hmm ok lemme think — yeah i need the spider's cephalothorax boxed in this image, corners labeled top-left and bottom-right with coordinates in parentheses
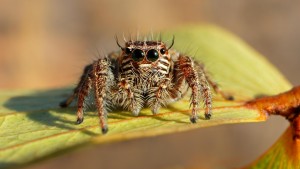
top-left (60, 36), bottom-right (232, 134)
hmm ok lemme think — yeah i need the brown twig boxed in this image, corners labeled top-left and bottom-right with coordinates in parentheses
top-left (245, 86), bottom-right (300, 140)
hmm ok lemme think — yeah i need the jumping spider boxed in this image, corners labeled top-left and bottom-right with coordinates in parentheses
top-left (60, 36), bottom-right (232, 134)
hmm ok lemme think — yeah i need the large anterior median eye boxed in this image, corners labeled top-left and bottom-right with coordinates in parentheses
top-left (132, 49), bottom-right (145, 62)
top-left (146, 49), bottom-right (159, 62)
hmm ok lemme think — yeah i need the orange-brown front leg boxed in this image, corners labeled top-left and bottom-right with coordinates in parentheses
top-left (92, 59), bottom-right (111, 134)
top-left (177, 55), bottom-right (212, 122)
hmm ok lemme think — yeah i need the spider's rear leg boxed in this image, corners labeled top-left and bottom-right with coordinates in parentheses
top-left (59, 64), bottom-right (93, 124)
top-left (75, 76), bottom-right (92, 124)
top-left (177, 55), bottom-right (212, 122)
top-left (60, 64), bottom-right (93, 108)
top-left (195, 62), bottom-right (234, 101)
top-left (207, 78), bottom-right (234, 100)
top-left (59, 96), bottom-right (74, 108)
top-left (197, 68), bottom-right (212, 120)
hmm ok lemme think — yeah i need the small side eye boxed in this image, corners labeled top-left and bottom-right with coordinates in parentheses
top-left (125, 48), bottom-right (131, 54)
top-left (160, 48), bottom-right (166, 54)
top-left (132, 49), bottom-right (145, 62)
top-left (147, 49), bottom-right (159, 62)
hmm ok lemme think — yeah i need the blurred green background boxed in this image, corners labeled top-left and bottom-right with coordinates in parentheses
top-left (0, 0), bottom-right (298, 168)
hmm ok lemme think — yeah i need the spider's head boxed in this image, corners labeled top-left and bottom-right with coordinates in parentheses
top-left (116, 36), bottom-right (174, 72)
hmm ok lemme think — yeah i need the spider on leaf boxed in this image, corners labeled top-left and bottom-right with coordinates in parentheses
top-left (60, 35), bottom-right (233, 134)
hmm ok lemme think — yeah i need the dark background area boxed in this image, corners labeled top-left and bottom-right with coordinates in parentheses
top-left (0, 0), bottom-right (298, 168)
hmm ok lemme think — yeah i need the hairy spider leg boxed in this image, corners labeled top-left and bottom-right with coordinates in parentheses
top-left (59, 64), bottom-right (93, 108)
top-left (76, 76), bottom-right (92, 124)
top-left (177, 55), bottom-right (212, 122)
top-left (195, 62), bottom-right (234, 101)
top-left (92, 59), bottom-right (112, 134)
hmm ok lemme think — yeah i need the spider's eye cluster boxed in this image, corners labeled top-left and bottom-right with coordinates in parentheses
top-left (132, 49), bottom-right (145, 62)
top-left (129, 47), bottom-right (167, 62)
top-left (146, 49), bottom-right (159, 62)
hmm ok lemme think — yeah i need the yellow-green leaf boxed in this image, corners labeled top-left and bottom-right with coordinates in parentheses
top-left (0, 25), bottom-right (291, 168)
top-left (247, 126), bottom-right (300, 169)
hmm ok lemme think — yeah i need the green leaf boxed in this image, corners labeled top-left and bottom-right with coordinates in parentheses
top-left (247, 126), bottom-right (300, 169)
top-left (0, 25), bottom-right (291, 168)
